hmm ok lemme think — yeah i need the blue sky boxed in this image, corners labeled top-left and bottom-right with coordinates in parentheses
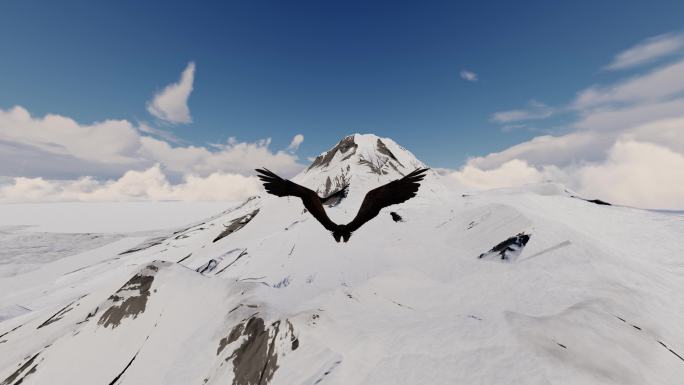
top-left (1, 1), bottom-right (684, 208)
top-left (2, 0), bottom-right (683, 166)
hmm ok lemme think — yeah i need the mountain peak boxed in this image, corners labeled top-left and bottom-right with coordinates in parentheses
top-left (295, 133), bottom-right (427, 198)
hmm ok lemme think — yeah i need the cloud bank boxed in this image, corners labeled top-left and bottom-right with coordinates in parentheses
top-left (454, 33), bottom-right (684, 210)
top-left (0, 165), bottom-right (262, 203)
top-left (0, 103), bottom-right (306, 201)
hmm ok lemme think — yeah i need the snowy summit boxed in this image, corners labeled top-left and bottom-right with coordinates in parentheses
top-left (1, 134), bottom-right (683, 385)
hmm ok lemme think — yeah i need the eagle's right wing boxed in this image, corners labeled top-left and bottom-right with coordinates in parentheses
top-left (345, 168), bottom-right (428, 233)
top-left (255, 168), bottom-right (339, 232)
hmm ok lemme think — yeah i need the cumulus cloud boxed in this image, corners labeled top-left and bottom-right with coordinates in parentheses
top-left (147, 62), bottom-right (195, 124)
top-left (575, 141), bottom-right (684, 209)
top-left (0, 106), bottom-right (141, 165)
top-left (287, 134), bottom-right (304, 151)
top-left (460, 69), bottom-right (478, 82)
top-left (605, 32), bottom-right (684, 71)
top-left (448, 159), bottom-right (546, 190)
top-left (0, 165), bottom-right (263, 203)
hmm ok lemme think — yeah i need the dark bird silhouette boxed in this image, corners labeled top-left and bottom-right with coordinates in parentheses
top-left (255, 168), bottom-right (428, 242)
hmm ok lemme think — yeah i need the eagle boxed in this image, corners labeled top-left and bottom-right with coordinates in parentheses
top-left (255, 168), bottom-right (429, 242)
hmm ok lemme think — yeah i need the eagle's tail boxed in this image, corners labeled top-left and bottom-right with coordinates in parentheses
top-left (332, 226), bottom-right (351, 243)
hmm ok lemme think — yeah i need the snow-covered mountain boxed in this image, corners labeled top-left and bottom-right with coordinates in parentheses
top-left (1, 133), bottom-right (684, 385)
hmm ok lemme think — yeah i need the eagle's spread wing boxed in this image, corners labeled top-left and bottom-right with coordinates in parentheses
top-left (345, 168), bottom-right (428, 234)
top-left (255, 168), bottom-right (339, 232)
top-left (320, 184), bottom-right (349, 205)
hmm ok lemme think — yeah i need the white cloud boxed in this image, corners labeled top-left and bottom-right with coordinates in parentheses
top-left (575, 140), bottom-right (684, 209)
top-left (139, 136), bottom-right (303, 176)
top-left (449, 114), bottom-right (684, 209)
top-left (462, 32), bottom-right (684, 210)
top-left (287, 134), bottom-right (304, 151)
top-left (447, 159), bottom-right (546, 190)
top-left (0, 59), bottom-right (309, 202)
top-left (460, 69), bottom-right (478, 82)
top-left (605, 32), bottom-right (684, 71)
top-left (574, 58), bottom-right (684, 108)
top-left (147, 62), bottom-right (195, 124)
top-left (0, 106), bottom-right (141, 165)
top-left (491, 100), bottom-right (554, 123)
top-left (137, 122), bottom-right (182, 144)
top-left (0, 105), bottom-right (304, 180)
top-left (0, 165), bottom-right (263, 203)
top-left (445, 139), bottom-right (684, 210)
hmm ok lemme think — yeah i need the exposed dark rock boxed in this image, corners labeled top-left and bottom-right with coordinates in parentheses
top-left (320, 183), bottom-right (349, 207)
top-left (177, 253), bottom-right (192, 263)
top-left (108, 351), bottom-right (139, 385)
top-left (213, 210), bottom-right (260, 243)
top-left (586, 198), bottom-right (611, 206)
top-left (174, 227), bottom-right (206, 240)
top-left (390, 212), bottom-right (403, 222)
top-left (98, 264), bottom-right (160, 329)
top-left (570, 195), bottom-right (612, 206)
top-left (218, 323), bottom-right (244, 355)
top-left (288, 321), bottom-right (299, 351)
top-left (658, 341), bottom-right (684, 362)
top-left (1, 352), bottom-right (40, 385)
top-left (358, 155), bottom-right (389, 175)
top-left (119, 236), bottom-right (167, 255)
top-left (284, 220), bottom-right (303, 231)
top-left (317, 168), bottom-right (351, 205)
top-left (313, 361), bottom-right (342, 385)
top-left (272, 276), bottom-right (291, 288)
top-left (376, 139), bottom-right (404, 168)
top-left (223, 317), bottom-right (281, 385)
top-left (0, 324), bottom-right (23, 340)
top-left (478, 233), bottom-right (531, 261)
top-left (387, 161), bottom-right (404, 176)
top-left (76, 307), bottom-right (99, 325)
top-left (37, 297), bottom-right (83, 329)
top-left (196, 259), bottom-right (218, 274)
top-left (307, 136), bottom-right (358, 170)
top-left (215, 250), bottom-right (248, 275)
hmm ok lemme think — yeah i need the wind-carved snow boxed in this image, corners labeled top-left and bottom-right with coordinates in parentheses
top-left (1, 133), bottom-right (683, 385)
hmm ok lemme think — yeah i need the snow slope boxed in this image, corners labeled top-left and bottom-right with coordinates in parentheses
top-left (0, 201), bottom-right (235, 233)
top-left (1, 134), bottom-right (683, 385)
